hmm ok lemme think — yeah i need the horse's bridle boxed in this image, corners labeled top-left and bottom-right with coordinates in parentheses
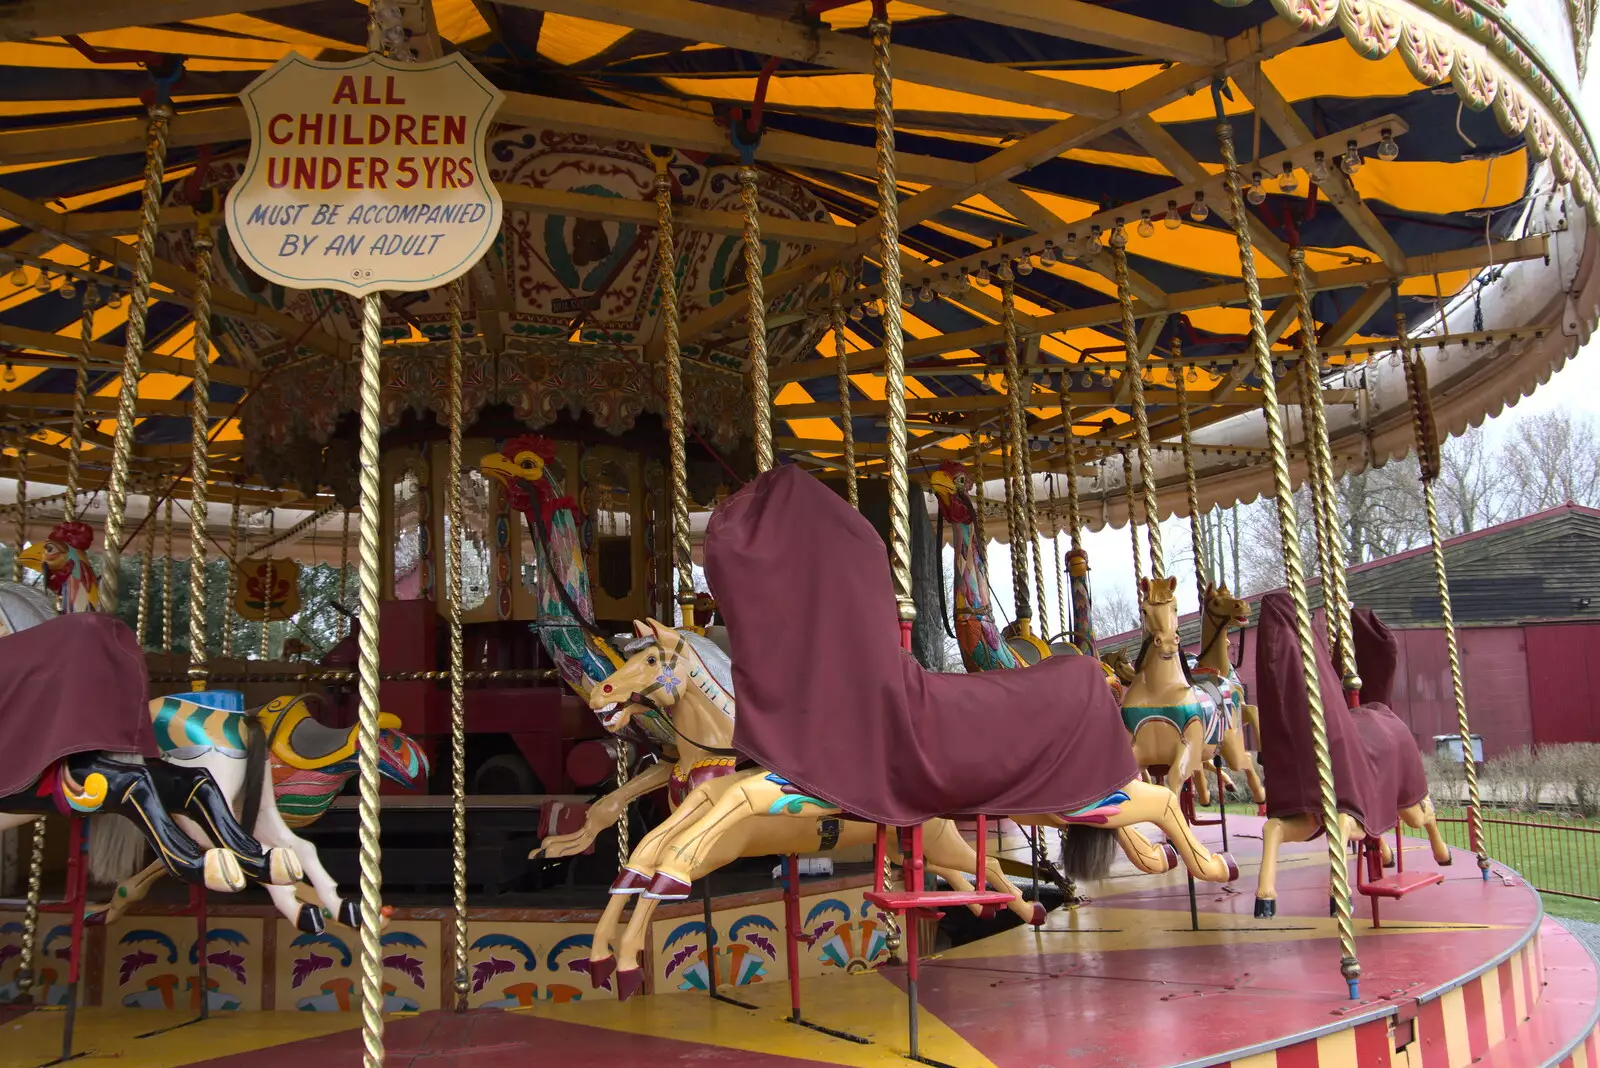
top-left (611, 641), bottom-right (740, 758)
top-left (1196, 602), bottom-right (1243, 670)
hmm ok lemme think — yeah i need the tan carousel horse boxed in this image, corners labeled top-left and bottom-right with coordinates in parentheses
top-left (1188, 583), bottom-right (1265, 806)
top-left (1120, 576), bottom-right (1221, 795)
top-left (570, 618), bottom-right (1238, 999)
top-left (1251, 592), bottom-right (1452, 918)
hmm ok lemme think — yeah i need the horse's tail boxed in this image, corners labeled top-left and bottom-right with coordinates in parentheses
top-left (1058, 825), bottom-right (1118, 882)
top-left (88, 813), bottom-right (148, 885)
top-left (239, 713), bottom-right (270, 835)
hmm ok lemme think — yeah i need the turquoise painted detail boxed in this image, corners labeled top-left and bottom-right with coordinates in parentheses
top-left (769, 793), bottom-right (833, 816)
top-left (1121, 702), bottom-right (1207, 735)
top-left (1065, 790), bottom-right (1130, 817)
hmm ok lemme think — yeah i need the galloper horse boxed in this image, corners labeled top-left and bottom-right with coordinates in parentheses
top-left (0, 608), bottom-right (261, 896)
top-left (90, 694), bottom-right (429, 933)
top-left (1121, 576), bottom-right (1224, 796)
top-left (1188, 583), bottom-right (1265, 806)
top-left (1251, 592), bottom-right (1451, 918)
top-left (16, 520), bottom-right (99, 613)
top-left (573, 467), bottom-right (1237, 1000)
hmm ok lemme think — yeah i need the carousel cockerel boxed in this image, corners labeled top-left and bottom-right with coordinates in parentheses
top-left (17, 520), bottom-right (100, 614)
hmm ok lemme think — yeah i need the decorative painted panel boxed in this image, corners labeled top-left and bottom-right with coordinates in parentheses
top-left (464, 921), bottom-right (615, 1008)
top-left (273, 920), bottom-right (441, 1014)
top-left (104, 916), bottom-right (266, 1013)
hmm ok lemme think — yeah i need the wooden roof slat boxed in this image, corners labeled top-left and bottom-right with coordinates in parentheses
top-left (923, 0), bottom-right (1225, 67)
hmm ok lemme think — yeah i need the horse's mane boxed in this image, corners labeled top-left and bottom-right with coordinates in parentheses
top-left (623, 629), bottom-right (736, 708)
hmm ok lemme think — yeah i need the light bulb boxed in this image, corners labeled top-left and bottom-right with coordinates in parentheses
top-left (900, 284), bottom-right (913, 307)
top-left (1189, 192), bottom-right (1209, 222)
top-left (34, 271), bottom-right (51, 293)
top-left (1039, 239), bottom-right (1058, 265)
top-left (1077, 371), bottom-right (1094, 390)
top-left (996, 258), bottom-right (1014, 282)
top-left (1278, 161), bottom-right (1298, 193)
top-left (381, 23), bottom-right (407, 50)
top-left (1246, 171), bottom-right (1266, 205)
top-left (372, 0), bottom-right (403, 24)
top-left (1164, 200), bottom-right (1181, 229)
top-left (1062, 233), bottom-right (1078, 260)
top-left (1015, 248), bottom-right (1034, 275)
top-left (8, 264), bottom-right (25, 287)
top-left (1310, 150), bottom-right (1330, 183)
top-left (1108, 221), bottom-right (1128, 248)
top-left (108, 290), bottom-right (124, 309)
top-left (59, 277), bottom-right (76, 299)
top-left (849, 301), bottom-right (864, 321)
top-left (953, 271), bottom-right (971, 293)
top-left (2, 361), bottom-right (14, 384)
top-left (1377, 128), bottom-right (1399, 161)
top-left (866, 299), bottom-right (882, 317)
top-left (934, 273), bottom-right (952, 296)
top-left (1137, 210), bottom-right (1154, 239)
top-left (1186, 366), bottom-right (1199, 383)
top-left (1342, 140), bottom-right (1362, 174)
top-left (974, 261), bottom-right (991, 285)
top-left (1087, 224), bottom-right (1104, 255)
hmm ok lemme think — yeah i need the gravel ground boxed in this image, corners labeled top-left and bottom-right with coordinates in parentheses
top-left (1559, 916), bottom-right (1600, 962)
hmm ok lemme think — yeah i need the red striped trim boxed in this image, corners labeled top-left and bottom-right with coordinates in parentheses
top-left (1276, 1037), bottom-right (1320, 1068)
top-left (1463, 972), bottom-right (1491, 1059)
top-left (1353, 1017), bottom-right (1392, 1068)
top-left (1498, 960), bottom-right (1519, 1037)
top-left (1584, 1026), bottom-right (1598, 1068)
top-left (1521, 945), bottom-right (1537, 1018)
top-left (1420, 997), bottom-right (1450, 1068)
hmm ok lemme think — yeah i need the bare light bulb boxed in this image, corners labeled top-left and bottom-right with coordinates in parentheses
top-left (866, 299), bottom-right (882, 317)
top-left (1342, 140), bottom-right (1363, 174)
top-left (1377, 128), bottom-right (1399, 161)
top-left (1164, 200), bottom-right (1181, 229)
top-left (2, 361), bottom-right (14, 384)
top-left (995, 258), bottom-right (1014, 282)
top-left (1108, 221), bottom-right (1128, 248)
top-left (1278, 162), bottom-right (1298, 193)
top-left (1189, 192), bottom-right (1209, 222)
top-left (1136, 210), bottom-right (1155, 239)
top-left (108, 290), bottom-right (124, 309)
top-left (1039, 239), bottom-right (1058, 265)
top-left (58, 277), bottom-right (77, 299)
top-left (1015, 248), bottom-right (1034, 275)
top-left (1310, 150), bottom-right (1330, 183)
top-left (974, 260), bottom-right (991, 286)
top-left (1246, 171), bottom-right (1267, 205)
top-left (34, 271), bottom-right (51, 293)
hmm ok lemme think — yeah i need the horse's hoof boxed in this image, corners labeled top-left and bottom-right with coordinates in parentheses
top-left (268, 847), bottom-right (303, 885)
top-left (1220, 853), bottom-right (1239, 883)
top-left (1161, 843), bottom-right (1179, 872)
top-left (583, 957), bottom-right (616, 991)
top-left (615, 968), bottom-right (645, 1001)
top-left (339, 898), bottom-right (361, 929)
top-left (609, 868), bottom-right (651, 895)
top-left (84, 908), bottom-right (109, 927)
top-left (204, 849), bottom-right (246, 893)
top-left (1253, 898), bottom-right (1276, 919)
top-left (1029, 902), bottom-right (1047, 927)
top-left (296, 903), bottom-right (326, 935)
top-left (644, 872), bottom-right (691, 900)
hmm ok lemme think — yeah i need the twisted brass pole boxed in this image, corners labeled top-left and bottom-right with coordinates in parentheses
top-left (13, 438), bottom-right (41, 994)
top-left (1216, 103), bottom-right (1359, 995)
top-left (1293, 249), bottom-right (1356, 686)
top-left (1174, 346), bottom-right (1207, 596)
top-left (138, 496), bottom-right (156, 646)
top-left (9, 447), bottom-right (23, 583)
top-left (871, 14), bottom-right (914, 637)
top-left (355, 293), bottom-right (386, 1068)
top-left (187, 228), bottom-right (214, 690)
top-left (1399, 320), bottom-right (1487, 872)
top-left (444, 281), bottom-right (469, 1012)
top-left (652, 153), bottom-right (695, 636)
top-left (222, 481), bottom-right (241, 659)
top-left (162, 495), bottom-right (175, 654)
top-left (832, 268), bottom-right (859, 510)
top-left (338, 508), bottom-right (351, 641)
top-left (259, 513), bottom-right (274, 660)
top-left (1019, 374), bottom-right (1050, 638)
top-left (1111, 237), bottom-right (1162, 579)
top-left (99, 102), bottom-right (172, 615)
top-left (1122, 448), bottom-right (1143, 587)
top-left (64, 261), bottom-right (100, 521)
top-left (739, 166), bottom-right (772, 475)
top-left (1000, 276), bottom-right (1032, 629)
top-left (1060, 371), bottom-right (1093, 652)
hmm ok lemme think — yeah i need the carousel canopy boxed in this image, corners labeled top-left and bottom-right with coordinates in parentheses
top-left (0, 0), bottom-right (1596, 538)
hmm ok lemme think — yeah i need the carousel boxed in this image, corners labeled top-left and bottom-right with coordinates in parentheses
top-left (0, 0), bottom-right (1597, 1065)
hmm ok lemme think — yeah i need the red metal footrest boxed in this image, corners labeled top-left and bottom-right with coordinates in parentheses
top-left (1359, 871), bottom-right (1444, 899)
top-left (865, 889), bottom-right (1016, 915)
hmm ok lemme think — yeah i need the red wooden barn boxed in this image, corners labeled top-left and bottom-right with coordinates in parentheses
top-left (1106, 503), bottom-right (1600, 756)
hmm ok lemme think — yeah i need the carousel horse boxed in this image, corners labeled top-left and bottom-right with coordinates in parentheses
top-left (577, 616), bottom-right (1238, 998)
top-left (1251, 593), bottom-right (1452, 918)
top-left (16, 520), bottom-right (99, 613)
top-left (1188, 583), bottom-right (1265, 805)
top-left (89, 693), bottom-right (429, 933)
top-left (1121, 576), bottom-right (1224, 795)
top-left (0, 611), bottom-right (252, 896)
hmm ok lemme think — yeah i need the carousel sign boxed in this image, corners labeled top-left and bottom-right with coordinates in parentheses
top-left (226, 52), bottom-right (504, 297)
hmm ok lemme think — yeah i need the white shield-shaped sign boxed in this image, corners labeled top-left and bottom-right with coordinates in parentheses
top-left (227, 52), bottom-right (503, 297)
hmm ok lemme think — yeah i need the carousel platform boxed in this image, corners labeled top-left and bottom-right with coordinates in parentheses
top-left (4, 818), bottom-right (1596, 1068)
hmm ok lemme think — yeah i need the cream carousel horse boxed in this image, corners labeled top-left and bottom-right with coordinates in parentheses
top-left (572, 619), bottom-right (1238, 999)
top-left (1188, 583), bottom-right (1265, 806)
top-left (1121, 576), bottom-right (1222, 795)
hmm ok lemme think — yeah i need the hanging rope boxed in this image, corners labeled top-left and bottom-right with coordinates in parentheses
top-left (222, 478), bottom-right (241, 659)
top-left (1174, 340), bottom-right (1207, 597)
top-left (1293, 248), bottom-right (1355, 684)
top-left (443, 280), bottom-right (469, 1013)
top-left (831, 267), bottom-right (859, 510)
top-left (98, 78), bottom-right (178, 615)
top-left (187, 227), bottom-right (214, 690)
top-left (1122, 448), bottom-right (1143, 588)
top-left (1110, 234), bottom-right (1162, 579)
top-left (64, 262), bottom-right (99, 521)
top-left (1214, 80), bottom-right (1359, 997)
top-left (1399, 316), bottom-right (1488, 875)
top-left (1000, 276), bottom-right (1032, 630)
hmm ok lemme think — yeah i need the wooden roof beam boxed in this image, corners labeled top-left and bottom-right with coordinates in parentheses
top-left (0, 392), bottom-right (239, 418)
top-left (493, 0), bottom-right (1120, 119)
top-left (0, 0), bottom-right (309, 40)
top-left (1207, 298), bottom-right (1300, 400)
top-left (0, 324), bottom-right (252, 387)
top-left (0, 107), bottom-right (250, 167)
top-left (497, 184), bottom-right (855, 245)
top-left (922, 0), bottom-right (1224, 67)
top-left (1232, 63), bottom-right (1407, 273)
top-left (1321, 283), bottom-right (1391, 347)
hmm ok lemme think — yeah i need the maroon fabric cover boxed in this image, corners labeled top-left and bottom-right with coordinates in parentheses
top-left (705, 465), bottom-right (1137, 826)
top-left (1350, 607), bottom-right (1399, 707)
top-left (0, 613), bottom-right (157, 798)
top-left (1254, 592), bottom-right (1389, 832)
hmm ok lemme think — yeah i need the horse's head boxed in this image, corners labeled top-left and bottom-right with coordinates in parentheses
top-left (929, 461), bottom-right (976, 525)
top-left (1203, 582), bottom-right (1249, 629)
top-left (1137, 575), bottom-right (1181, 661)
top-left (375, 714), bottom-right (431, 788)
top-left (480, 435), bottom-right (561, 520)
top-left (588, 619), bottom-right (695, 735)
